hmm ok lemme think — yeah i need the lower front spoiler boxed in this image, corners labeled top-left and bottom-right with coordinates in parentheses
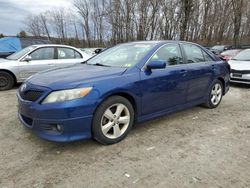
top-left (230, 78), bottom-right (250, 85)
top-left (18, 113), bottom-right (93, 142)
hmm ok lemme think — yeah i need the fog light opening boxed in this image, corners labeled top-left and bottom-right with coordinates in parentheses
top-left (56, 124), bottom-right (63, 132)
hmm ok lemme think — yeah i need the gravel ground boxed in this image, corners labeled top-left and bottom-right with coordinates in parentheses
top-left (0, 84), bottom-right (250, 188)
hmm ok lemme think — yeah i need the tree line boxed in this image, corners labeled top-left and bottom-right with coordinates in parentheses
top-left (23, 0), bottom-right (250, 48)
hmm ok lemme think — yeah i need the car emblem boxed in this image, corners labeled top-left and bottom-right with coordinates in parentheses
top-left (20, 84), bottom-right (27, 92)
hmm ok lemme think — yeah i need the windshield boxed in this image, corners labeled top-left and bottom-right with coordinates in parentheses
top-left (232, 49), bottom-right (250, 61)
top-left (86, 43), bottom-right (156, 68)
top-left (80, 48), bottom-right (94, 55)
top-left (6, 46), bottom-right (36, 60)
top-left (221, 50), bottom-right (240, 56)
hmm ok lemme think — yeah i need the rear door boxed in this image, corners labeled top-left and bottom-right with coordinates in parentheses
top-left (180, 43), bottom-right (214, 102)
top-left (18, 47), bottom-right (56, 80)
top-left (55, 47), bottom-right (84, 67)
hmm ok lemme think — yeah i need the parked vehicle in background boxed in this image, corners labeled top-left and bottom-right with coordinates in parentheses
top-left (0, 37), bottom-right (51, 58)
top-left (80, 48), bottom-right (105, 57)
top-left (0, 44), bottom-right (91, 90)
top-left (210, 45), bottom-right (233, 55)
top-left (17, 41), bottom-right (230, 144)
top-left (228, 49), bottom-right (250, 84)
top-left (219, 49), bottom-right (241, 61)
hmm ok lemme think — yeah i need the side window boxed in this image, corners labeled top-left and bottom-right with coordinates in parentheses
top-left (182, 44), bottom-right (211, 63)
top-left (150, 44), bottom-right (183, 66)
top-left (29, 48), bottom-right (54, 60)
top-left (75, 50), bottom-right (82, 58)
top-left (202, 51), bottom-right (213, 61)
top-left (57, 48), bottom-right (82, 59)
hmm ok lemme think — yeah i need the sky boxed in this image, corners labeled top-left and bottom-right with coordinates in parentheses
top-left (0, 0), bottom-right (73, 35)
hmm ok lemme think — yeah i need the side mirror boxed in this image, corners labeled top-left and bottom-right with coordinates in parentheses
top-left (23, 55), bottom-right (32, 62)
top-left (94, 49), bottom-right (102, 54)
top-left (147, 60), bottom-right (167, 70)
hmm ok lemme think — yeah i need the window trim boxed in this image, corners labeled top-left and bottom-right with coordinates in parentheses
top-left (55, 47), bottom-right (83, 60)
top-left (141, 43), bottom-right (184, 71)
top-left (22, 46), bottom-right (56, 61)
top-left (180, 43), bottom-right (214, 64)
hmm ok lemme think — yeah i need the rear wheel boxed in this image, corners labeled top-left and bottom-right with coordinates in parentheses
top-left (0, 71), bottom-right (14, 91)
top-left (92, 96), bottom-right (134, 145)
top-left (204, 80), bottom-right (223, 108)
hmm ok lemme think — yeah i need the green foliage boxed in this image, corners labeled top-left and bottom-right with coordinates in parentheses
top-left (0, 33), bottom-right (4, 38)
top-left (18, 31), bottom-right (27, 38)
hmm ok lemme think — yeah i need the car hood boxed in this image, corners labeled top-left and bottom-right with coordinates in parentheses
top-left (27, 64), bottom-right (127, 90)
top-left (0, 58), bottom-right (15, 63)
top-left (228, 60), bottom-right (250, 70)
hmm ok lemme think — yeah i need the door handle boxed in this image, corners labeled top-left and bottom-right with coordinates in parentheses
top-left (211, 65), bottom-right (215, 70)
top-left (180, 69), bottom-right (187, 76)
top-left (48, 63), bottom-right (54, 66)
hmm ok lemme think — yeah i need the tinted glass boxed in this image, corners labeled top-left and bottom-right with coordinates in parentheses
top-left (6, 46), bottom-right (36, 60)
top-left (202, 51), bottom-right (213, 61)
top-left (232, 49), bottom-right (250, 61)
top-left (87, 43), bottom-right (156, 67)
top-left (58, 48), bottom-right (82, 59)
top-left (149, 44), bottom-right (183, 66)
top-left (183, 44), bottom-right (207, 63)
top-left (30, 47), bottom-right (54, 60)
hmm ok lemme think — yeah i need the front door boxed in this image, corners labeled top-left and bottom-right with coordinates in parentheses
top-left (139, 43), bottom-right (189, 116)
top-left (18, 47), bottom-right (55, 80)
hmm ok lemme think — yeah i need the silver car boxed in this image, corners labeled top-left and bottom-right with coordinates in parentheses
top-left (0, 44), bottom-right (91, 90)
top-left (228, 49), bottom-right (250, 84)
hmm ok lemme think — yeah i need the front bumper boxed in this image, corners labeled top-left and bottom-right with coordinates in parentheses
top-left (230, 73), bottom-right (250, 84)
top-left (17, 90), bottom-right (96, 142)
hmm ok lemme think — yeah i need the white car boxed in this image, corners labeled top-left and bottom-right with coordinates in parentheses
top-left (0, 44), bottom-right (91, 90)
top-left (228, 49), bottom-right (250, 84)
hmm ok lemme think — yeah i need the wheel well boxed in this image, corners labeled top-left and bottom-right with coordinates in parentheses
top-left (217, 77), bottom-right (225, 95)
top-left (102, 92), bottom-right (137, 117)
top-left (0, 69), bottom-right (17, 83)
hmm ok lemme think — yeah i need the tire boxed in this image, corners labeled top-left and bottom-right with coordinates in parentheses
top-left (0, 71), bottom-right (15, 91)
top-left (204, 79), bottom-right (223, 108)
top-left (92, 96), bottom-right (134, 145)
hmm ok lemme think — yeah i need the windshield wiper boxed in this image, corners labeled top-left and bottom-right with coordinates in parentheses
top-left (81, 60), bottom-right (87, 64)
top-left (92, 63), bottom-right (111, 67)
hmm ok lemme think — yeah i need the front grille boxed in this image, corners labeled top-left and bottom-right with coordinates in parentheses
top-left (21, 114), bottom-right (33, 126)
top-left (19, 90), bottom-right (43, 102)
top-left (231, 69), bottom-right (250, 74)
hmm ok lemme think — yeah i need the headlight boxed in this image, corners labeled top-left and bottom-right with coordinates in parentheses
top-left (42, 87), bottom-right (92, 104)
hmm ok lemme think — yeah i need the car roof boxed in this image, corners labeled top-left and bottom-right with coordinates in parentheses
top-left (125, 40), bottom-right (203, 46)
top-left (31, 44), bottom-right (80, 49)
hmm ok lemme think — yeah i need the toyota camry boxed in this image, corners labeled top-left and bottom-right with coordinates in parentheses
top-left (17, 41), bottom-right (230, 144)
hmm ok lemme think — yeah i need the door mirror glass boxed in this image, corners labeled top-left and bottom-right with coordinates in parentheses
top-left (147, 60), bottom-right (166, 70)
top-left (23, 55), bottom-right (32, 62)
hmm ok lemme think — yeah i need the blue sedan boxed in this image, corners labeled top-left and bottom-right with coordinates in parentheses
top-left (17, 41), bottom-right (230, 144)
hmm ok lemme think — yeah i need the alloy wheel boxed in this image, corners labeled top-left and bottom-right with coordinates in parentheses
top-left (101, 103), bottom-right (130, 139)
top-left (211, 83), bottom-right (222, 106)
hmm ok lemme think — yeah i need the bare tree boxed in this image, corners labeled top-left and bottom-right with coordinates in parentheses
top-left (231, 0), bottom-right (244, 46)
top-left (23, 0), bottom-right (250, 47)
top-left (25, 14), bottom-right (43, 37)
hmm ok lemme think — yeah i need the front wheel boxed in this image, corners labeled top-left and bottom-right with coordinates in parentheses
top-left (0, 71), bottom-right (15, 91)
top-left (92, 96), bottom-right (134, 145)
top-left (204, 80), bottom-right (223, 108)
